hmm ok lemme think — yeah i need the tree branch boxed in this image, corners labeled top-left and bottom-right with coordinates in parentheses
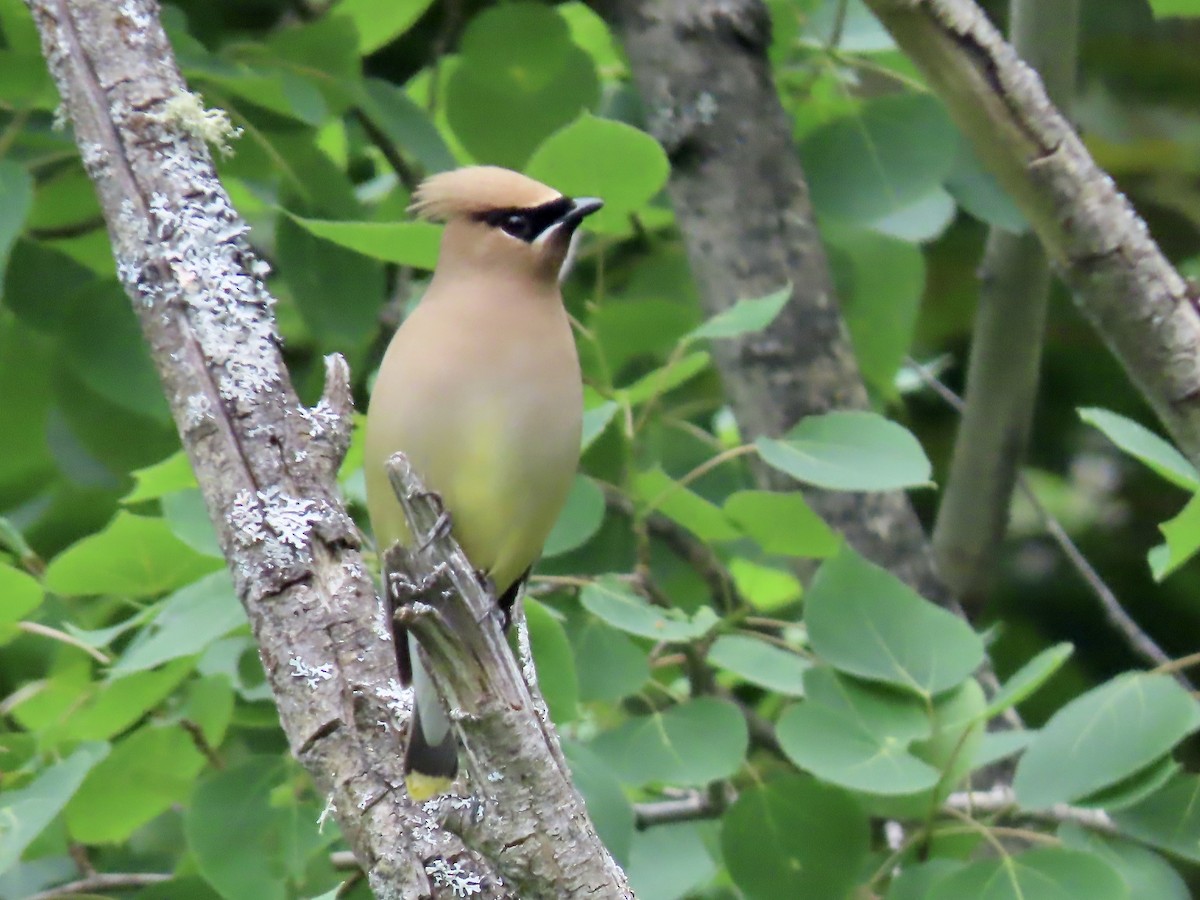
top-left (862, 0), bottom-right (1200, 474)
top-left (599, 0), bottom-right (950, 606)
top-left (27, 872), bottom-right (172, 900)
top-left (932, 0), bottom-right (1077, 610)
top-left (383, 454), bottom-right (633, 899)
top-left (24, 1), bottom-right (509, 895)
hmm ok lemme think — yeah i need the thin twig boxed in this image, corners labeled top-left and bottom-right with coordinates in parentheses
top-left (27, 872), bottom-right (171, 900)
top-left (179, 718), bottom-right (224, 769)
top-left (602, 483), bottom-right (746, 614)
top-left (945, 786), bottom-right (1115, 834)
top-left (633, 792), bottom-right (715, 829)
top-left (907, 358), bottom-right (1193, 691)
top-left (17, 621), bottom-right (110, 664)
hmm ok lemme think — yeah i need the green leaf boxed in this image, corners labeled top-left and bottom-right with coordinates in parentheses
top-left (1013, 673), bottom-right (1200, 808)
top-left (1076, 756), bottom-right (1180, 812)
top-left (525, 598), bottom-right (578, 723)
top-left (869, 187), bottom-right (956, 242)
top-left (281, 212), bottom-right (442, 269)
top-left (543, 475), bottom-right (606, 557)
top-left (803, 666), bottom-right (932, 744)
top-left (0, 562), bottom-right (42, 642)
top-left (334, 0), bottom-right (435, 53)
top-left (0, 742), bottom-right (109, 875)
top-left (1112, 774), bottom-right (1200, 862)
top-left (926, 847), bottom-right (1127, 900)
top-left (562, 740), bottom-right (635, 866)
top-left (526, 113), bottom-right (668, 234)
top-left (112, 571), bottom-right (245, 676)
top-left (804, 548), bottom-right (984, 696)
top-left (617, 350), bottom-right (712, 407)
top-left (568, 613), bottom-right (650, 702)
top-left (628, 822), bottom-right (718, 900)
top-left (777, 701), bottom-right (940, 795)
top-left (581, 576), bottom-right (717, 642)
top-left (756, 410), bottom-right (932, 491)
top-left (445, 4), bottom-right (598, 169)
top-left (66, 724), bottom-right (205, 843)
top-left (827, 228), bottom-right (925, 395)
top-left (707, 634), bottom-right (809, 696)
top-left (633, 467), bottom-right (740, 543)
top-left (728, 559), bottom-right (803, 611)
top-left (186, 758), bottom-right (290, 900)
top-left (723, 490), bottom-right (839, 557)
top-left (359, 78), bottom-right (456, 174)
top-left (59, 280), bottom-right (169, 421)
top-left (945, 137), bottom-right (1027, 232)
top-left (973, 729), bottom-right (1036, 771)
top-left (685, 284), bottom-right (791, 342)
top-left (1079, 407), bottom-right (1199, 490)
top-left (44, 512), bottom-right (222, 597)
top-left (800, 93), bottom-right (959, 225)
top-left (985, 643), bottom-right (1073, 718)
top-left (123, 451), bottom-right (198, 504)
top-left (1148, 0), bottom-right (1200, 17)
top-left (589, 698), bottom-right (748, 786)
top-left (1157, 493), bottom-right (1200, 579)
top-left (62, 658), bottom-right (195, 742)
top-left (1059, 823), bottom-right (1190, 900)
top-left (276, 207), bottom-right (386, 347)
top-left (886, 860), bottom-right (967, 900)
top-left (581, 399), bottom-right (619, 451)
top-left (162, 489), bottom-right (222, 558)
top-left (0, 160), bottom-right (33, 290)
top-left (721, 775), bottom-right (868, 900)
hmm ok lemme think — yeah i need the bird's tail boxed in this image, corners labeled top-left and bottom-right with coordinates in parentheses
top-left (404, 634), bottom-right (458, 801)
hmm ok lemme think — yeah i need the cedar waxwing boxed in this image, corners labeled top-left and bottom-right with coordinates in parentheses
top-left (364, 166), bottom-right (602, 800)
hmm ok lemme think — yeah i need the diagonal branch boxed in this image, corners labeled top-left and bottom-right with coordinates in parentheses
top-left (24, 0), bottom-right (508, 896)
top-left (862, 0), bottom-right (1200, 473)
top-left (383, 454), bottom-right (632, 899)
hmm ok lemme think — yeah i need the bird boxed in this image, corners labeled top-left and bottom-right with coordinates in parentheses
top-left (364, 166), bottom-right (602, 801)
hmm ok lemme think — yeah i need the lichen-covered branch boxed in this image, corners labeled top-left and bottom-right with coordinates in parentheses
top-left (863, 0), bottom-right (1200, 473)
top-left (383, 455), bottom-right (633, 900)
top-left (24, 1), bottom-right (507, 896)
top-left (932, 0), bottom-right (1079, 609)
top-left (599, 0), bottom-right (949, 605)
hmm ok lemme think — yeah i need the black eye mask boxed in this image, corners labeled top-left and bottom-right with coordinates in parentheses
top-left (476, 197), bottom-right (575, 243)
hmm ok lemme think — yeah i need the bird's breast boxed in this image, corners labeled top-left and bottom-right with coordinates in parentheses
top-left (364, 292), bottom-right (582, 593)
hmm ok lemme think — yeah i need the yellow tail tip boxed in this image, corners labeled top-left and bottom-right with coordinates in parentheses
top-left (406, 772), bottom-right (453, 802)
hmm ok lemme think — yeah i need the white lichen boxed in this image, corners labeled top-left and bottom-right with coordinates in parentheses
top-left (424, 858), bottom-right (483, 897)
top-left (289, 656), bottom-right (334, 689)
top-left (258, 485), bottom-right (320, 550)
top-left (299, 399), bottom-right (341, 437)
top-left (317, 794), bottom-right (337, 833)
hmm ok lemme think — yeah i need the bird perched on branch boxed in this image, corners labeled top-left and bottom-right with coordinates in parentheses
top-left (364, 166), bottom-right (602, 801)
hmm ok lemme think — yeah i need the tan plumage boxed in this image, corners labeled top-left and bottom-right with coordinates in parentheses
top-left (364, 166), bottom-right (601, 800)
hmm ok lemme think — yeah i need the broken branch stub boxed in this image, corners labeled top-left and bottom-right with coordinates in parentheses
top-left (382, 453), bottom-right (634, 900)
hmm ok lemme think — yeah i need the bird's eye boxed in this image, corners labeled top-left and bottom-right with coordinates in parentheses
top-left (499, 213), bottom-right (533, 241)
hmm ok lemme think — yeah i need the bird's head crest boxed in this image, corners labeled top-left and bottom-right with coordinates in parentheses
top-left (410, 166), bottom-right (564, 222)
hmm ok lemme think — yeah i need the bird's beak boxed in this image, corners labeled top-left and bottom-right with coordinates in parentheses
top-left (560, 197), bottom-right (604, 228)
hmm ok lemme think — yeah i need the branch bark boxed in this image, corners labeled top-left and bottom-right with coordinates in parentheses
top-left (932, 0), bottom-right (1080, 609)
top-left (24, 1), bottom-right (594, 896)
top-left (384, 456), bottom-right (632, 899)
top-left (598, 0), bottom-right (950, 605)
top-left (862, 0), bottom-right (1200, 473)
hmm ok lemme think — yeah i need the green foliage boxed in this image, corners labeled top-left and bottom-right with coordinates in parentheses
top-left (6, 0), bottom-right (1200, 897)
top-left (756, 410), bottom-right (933, 491)
top-left (1015, 674), bottom-right (1200, 808)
